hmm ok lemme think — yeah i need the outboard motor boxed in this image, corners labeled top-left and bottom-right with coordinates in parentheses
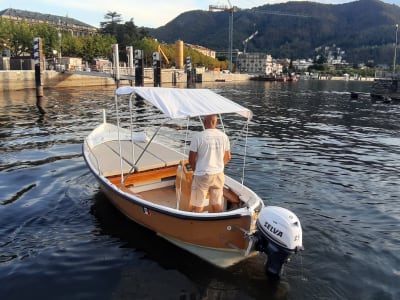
top-left (253, 206), bottom-right (303, 279)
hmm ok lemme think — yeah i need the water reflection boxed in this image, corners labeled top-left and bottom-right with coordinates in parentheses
top-left (0, 81), bottom-right (399, 300)
top-left (91, 190), bottom-right (291, 299)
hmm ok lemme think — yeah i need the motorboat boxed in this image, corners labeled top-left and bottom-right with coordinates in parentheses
top-left (83, 86), bottom-right (303, 279)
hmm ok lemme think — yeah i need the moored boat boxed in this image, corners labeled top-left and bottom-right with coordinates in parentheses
top-left (250, 74), bottom-right (299, 82)
top-left (83, 86), bottom-right (303, 279)
top-left (370, 78), bottom-right (400, 101)
top-left (249, 73), bottom-right (277, 81)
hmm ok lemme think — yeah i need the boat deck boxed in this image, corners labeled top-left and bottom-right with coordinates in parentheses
top-left (89, 140), bottom-right (186, 177)
top-left (138, 185), bottom-right (177, 209)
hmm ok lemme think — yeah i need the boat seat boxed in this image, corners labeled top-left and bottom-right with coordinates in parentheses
top-left (175, 160), bottom-right (193, 211)
top-left (176, 160), bottom-right (235, 212)
top-left (90, 142), bottom-right (133, 176)
top-left (109, 140), bottom-right (186, 171)
top-left (175, 160), bottom-right (212, 211)
top-left (223, 186), bottom-right (241, 210)
top-left (105, 140), bottom-right (166, 171)
top-left (135, 142), bottom-right (186, 167)
top-left (223, 186), bottom-right (240, 204)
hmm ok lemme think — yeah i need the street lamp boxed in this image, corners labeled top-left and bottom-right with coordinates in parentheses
top-left (393, 24), bottom-right (398, 75)
top-left (58, 32), bottom-right (62, 60)
top-left (58, 18), bottom-right (62, 62)
top-left (52, 49), bottom-right (58, 70)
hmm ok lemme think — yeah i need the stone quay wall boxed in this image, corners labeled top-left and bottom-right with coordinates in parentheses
top-left (0, 69), bottom-right (368, 92)
top-left (0, 69), bottom-right (253, 91)
top-left (0, 70), bottom-right (115, 91)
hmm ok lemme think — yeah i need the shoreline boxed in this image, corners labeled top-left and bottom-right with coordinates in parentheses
top-left (0, 70), bottom-right (374, 92)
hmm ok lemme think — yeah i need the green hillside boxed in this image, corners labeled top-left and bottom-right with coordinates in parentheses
top-left (150, 0), bottom-right (400, 64)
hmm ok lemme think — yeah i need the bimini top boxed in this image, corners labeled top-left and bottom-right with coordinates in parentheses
top-left (115, 86), bottom-right (253, 120)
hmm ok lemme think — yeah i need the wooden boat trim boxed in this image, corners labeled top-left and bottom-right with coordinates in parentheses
top-left (94, 172), bottom-right (248, 221)
top-left (107, 165), bottom-right (178, 186)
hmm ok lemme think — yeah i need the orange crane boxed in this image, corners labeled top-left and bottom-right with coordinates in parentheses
top-left (157, 45), bottom-right (170, 67)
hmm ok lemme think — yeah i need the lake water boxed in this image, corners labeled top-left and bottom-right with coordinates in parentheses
top-left (0, 80), bottom-right (399, 300)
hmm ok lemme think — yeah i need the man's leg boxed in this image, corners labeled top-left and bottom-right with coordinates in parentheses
top-left (190, 175), bottom-right (208, 212)
top-left (209, 173), bottom-right (224, 213)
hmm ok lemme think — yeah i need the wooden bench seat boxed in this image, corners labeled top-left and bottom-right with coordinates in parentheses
top-left (107, 164), bottom-right (178, 186)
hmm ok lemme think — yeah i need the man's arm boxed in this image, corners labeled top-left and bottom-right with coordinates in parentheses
top-left (189, 150), bottom-right (197, 171)
top-left (224, 150), bottom-right (231, 165)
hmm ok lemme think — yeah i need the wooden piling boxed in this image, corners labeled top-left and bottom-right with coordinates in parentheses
top-left (186, 56), bottom-right (193, 88)
top-left (135, 50), bottom-right (144, 86)
top-left (112, 44), bottom-right (121, 88)
top-left (153, 51), bottom-right (161, 87)
top-left (34, 37), bottom-right (46, 114)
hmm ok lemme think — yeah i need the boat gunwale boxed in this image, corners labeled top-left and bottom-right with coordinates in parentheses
top-left (83, 151), bottom-right (257, 222)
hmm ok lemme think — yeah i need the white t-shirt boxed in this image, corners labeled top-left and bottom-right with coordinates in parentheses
top-left (189, 128), bottom-right (230, 176)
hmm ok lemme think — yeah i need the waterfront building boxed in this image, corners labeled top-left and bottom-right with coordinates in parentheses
top-left (292, 59), bottom-right (314, 71)
top-left (186, 43), bottom-right (216, 59)
top-left (236, 52), bottom-right (282, 75)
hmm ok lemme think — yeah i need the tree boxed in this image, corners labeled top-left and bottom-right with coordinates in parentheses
top-left (1, 17), bottom-right (117, 61)
top-left (0, 14), bottom-right (224, 70)
top-left (76, 35), bottom-right (116, 61)
top-left (132, 37), bottom-right (159, 66)
top-left (0, 19), bottom-right (36, 57)
top-left (31, 23), bottom-right (59, 57)
top-left (0, 19), bottom-right (14, 55)
top-left (115, 19), bottom-right (144, 61)
top-left (100, 11), bottom-right (122, 36)
top-left (60, 33), bottom-right (80, 57)
top-left (99, 13), bottom-right (149, 61)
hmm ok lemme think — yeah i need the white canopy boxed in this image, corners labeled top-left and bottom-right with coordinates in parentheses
top-left (115, 86), bottom-right (253, 120)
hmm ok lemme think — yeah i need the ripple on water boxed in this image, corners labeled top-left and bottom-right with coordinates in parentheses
top-left (0, 83), bottom-right (399, 300)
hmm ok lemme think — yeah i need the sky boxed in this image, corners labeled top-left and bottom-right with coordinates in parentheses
top-left (1, 0), bottom-right (400, 28)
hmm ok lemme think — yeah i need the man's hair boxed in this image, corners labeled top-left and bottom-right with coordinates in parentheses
top-left (203, 114), bottom-right (217, 128)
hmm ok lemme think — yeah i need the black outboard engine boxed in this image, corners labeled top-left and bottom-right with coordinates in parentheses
top-left (253, 206), bottom-right (303, 279)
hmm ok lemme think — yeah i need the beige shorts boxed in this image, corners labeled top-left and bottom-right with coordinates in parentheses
top-left (190, 173), bottom-right (224, 207)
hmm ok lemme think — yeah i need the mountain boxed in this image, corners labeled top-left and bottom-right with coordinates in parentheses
top-left (149, 0), bottom-right (400, 64)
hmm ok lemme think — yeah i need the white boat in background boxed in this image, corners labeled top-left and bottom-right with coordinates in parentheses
top-left (83, 86), bottom-right (303, 279)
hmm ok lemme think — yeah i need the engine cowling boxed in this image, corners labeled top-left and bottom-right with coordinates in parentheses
top-left (254, 206), bottom-right (303, 279)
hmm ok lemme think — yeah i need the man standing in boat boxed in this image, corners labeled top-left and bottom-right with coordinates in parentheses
top-left (188, 114), bottom-right (231, 213)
